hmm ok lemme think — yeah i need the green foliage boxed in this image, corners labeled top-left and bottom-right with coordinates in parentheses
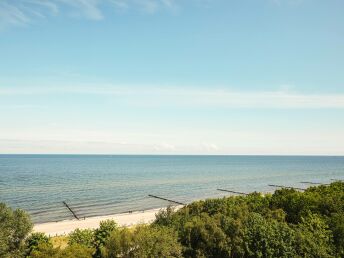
top-left (93, 219), bottom-right (118, 257)
top-left (102, 224), bottom-right (182, 258)
top-left (26, 232), bottom-right (51, 255)
top-left (294, 214), bottom-right (335, 258)
top-left (29, 242), bottom-right (94, 258)
top-left (180, 213), bottom-right (230, 258)
top-left (153, 182), bottom-right (344, 257)
top-left (94, 220), bottom-right (118, 247)
top-left (0, 203), bottom-right (33, 257)
top-left (242, 213), bottom-right (296, 258)
top-left (328, 212), bottom-right (344, 256)
top-left (154, 205), bottom-right (176, 227)
top-left (68, 228), bottom-right (95, 248)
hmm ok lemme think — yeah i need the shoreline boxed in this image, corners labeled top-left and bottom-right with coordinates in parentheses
top-left (33, 206), bottom-right (183, 236)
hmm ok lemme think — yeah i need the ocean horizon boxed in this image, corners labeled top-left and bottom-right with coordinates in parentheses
top-left (1, 154), bottom-right (344, 223)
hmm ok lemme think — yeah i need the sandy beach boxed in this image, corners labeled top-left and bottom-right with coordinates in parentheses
top-left (33, 206), bottom-right (182, 236)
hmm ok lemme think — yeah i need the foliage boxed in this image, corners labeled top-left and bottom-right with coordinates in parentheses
top-left (154, 182), bottom-right (344, 257)
top-left (93, 219), bottom-right (118, 257)
top-left (94, 220), bottom-right (118, 247)
top-left (179, 213), bottom-right (230, 257)
top-left (328, 212), bottom-right (344, 256)
top-left (102, 224), bottom-right (182, 258)
top-left (68, 228), bottom-right (95, 248)
top-left (29, 242), bottom-right (94, 258)
top-left (26, 232), bottom-right (51, 255)
top-left (294, 213), bottom-right (335, 258)
top-left (242, 213), bottom-right (296, 258)
top-left (0, 203), bottom-right (32, 258)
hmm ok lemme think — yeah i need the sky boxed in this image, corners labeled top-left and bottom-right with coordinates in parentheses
top-left (0, 0), bottom-right (343, 155)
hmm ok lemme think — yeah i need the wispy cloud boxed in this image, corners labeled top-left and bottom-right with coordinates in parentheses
top-left (270, 0), bottom-right (305, 6)
top-left (0, 0), bottom-right (178, 29)
top-left (1, 85), bottom-right (344, 109)
top-left (0, 1), bottom-right (31, 28)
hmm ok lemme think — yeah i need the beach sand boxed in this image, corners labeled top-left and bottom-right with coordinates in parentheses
top-left (33, 206), bottom-right (182, 236)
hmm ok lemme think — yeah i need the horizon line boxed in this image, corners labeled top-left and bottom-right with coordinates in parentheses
top-left (1, 153), bottom-right (343, 157)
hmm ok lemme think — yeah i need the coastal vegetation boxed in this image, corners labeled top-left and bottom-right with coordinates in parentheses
top-left (1, 182), bottom-right (344, 257)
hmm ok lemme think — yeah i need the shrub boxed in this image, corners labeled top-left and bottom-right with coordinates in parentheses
top-left (29, 242), bottom-right (93, 258)
top-left (94, 219), bottom-right (118, 257)
top-left (68, 228), bottom-right (95, 248)
top-left (26, 232), bottom-right (51, 255)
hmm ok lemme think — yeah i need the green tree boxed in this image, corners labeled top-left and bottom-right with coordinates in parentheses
top-left (102, 225), bottom-right (182, 258)
top-left (0, 203), bottom-right (33, 258)
top-left (328, 212), bottom-right (344, 256)
top-left (180, 213), bottom-right (230, 258)
top-left (295, 214), bottom-right (335, 258)
top-left (243, 213), bottom-right (296, 258)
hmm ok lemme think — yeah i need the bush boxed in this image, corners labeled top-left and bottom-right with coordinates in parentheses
top-left (94, 219), bottom-right (118, 257)
top-left (29, 242), bottom-right (93, 258)
top-left (68, 228), bottom-right (95, 248)
top-left (26, 232), bottom-right (51, 255)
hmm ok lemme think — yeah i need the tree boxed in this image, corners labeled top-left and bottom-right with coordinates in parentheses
top-left (295, 214), bottom-right (335, 258)
top-left (102, 225), bottom-right (182, 258)
top-left (0, 203), bottom-right (33, 257)
top-left (328, 212), bottom-right (344, 256)
top-left (180, 213), bottom-right (230, 258)
top-left (242, 213), bottom-right (296, 258)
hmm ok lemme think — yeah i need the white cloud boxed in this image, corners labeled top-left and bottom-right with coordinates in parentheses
top-left (0, 2), bottom-right (30, 28)
top-left (0, 0), bottom-right (178, 29)
top-left (270, 0), bottom-right (305, 6)
top-left (59, 0), bottom-right (103, 20)
top-left (1, 129), bottom-right (343, 155)
top-left (1, 85), bottom-right (344, 109)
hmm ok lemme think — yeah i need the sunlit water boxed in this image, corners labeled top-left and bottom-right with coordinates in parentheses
top-left (0, 155), bottom-right (343, 223)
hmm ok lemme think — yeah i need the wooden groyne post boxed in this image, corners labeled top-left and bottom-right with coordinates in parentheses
top-left (148, 195), bottom-right (185, 205)
top-left (300, 181), bottom-right (330, 186)
top-left (63, 201), bottom-right (79, 220)
top-left (268, 184), bottom-right (306, 191)
top-left (217, 189), bottom-right (248, 195)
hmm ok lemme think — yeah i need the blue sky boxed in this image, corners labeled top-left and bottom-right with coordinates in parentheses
top-left (0, 0), bottom-right (343, 154)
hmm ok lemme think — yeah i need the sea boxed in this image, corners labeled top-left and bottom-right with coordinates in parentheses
top-left (0, 155), bottom-right (343, 223)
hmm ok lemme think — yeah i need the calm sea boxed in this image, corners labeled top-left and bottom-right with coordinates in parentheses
top-left (0, 155), bottom-right (343, 223)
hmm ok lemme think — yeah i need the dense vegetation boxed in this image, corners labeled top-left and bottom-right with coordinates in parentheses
top-left (1, 182), bottom-right (344, 257)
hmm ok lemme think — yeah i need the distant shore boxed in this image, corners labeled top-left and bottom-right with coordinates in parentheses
top-left (33, 206), bottom-right (183, 236)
